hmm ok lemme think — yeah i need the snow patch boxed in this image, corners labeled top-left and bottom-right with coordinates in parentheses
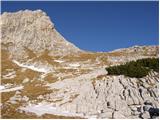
top-left (0, 86), bottom-right (23, 92)
top-left (13, 60), bottom-right (52, 73)
top-left (3, 71), bottom-right (16, 79)
top-left (20, 102), bottom-right (85, 117)
top-left (22, 78), bottom-right (30, 84)
top-left (54, 60), bottom-right (64, 63)
top-left (9, 94), bottom-right (29, 104)
top-left (69, 63), bottom-right (80, 67)
top-left (0, 85), bottom-right (5, 90)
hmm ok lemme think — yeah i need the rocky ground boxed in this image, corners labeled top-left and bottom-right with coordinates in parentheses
top-left (1, 46), bottom-right (159, 119)
top-left (0, 10), bottom-right (159, 119)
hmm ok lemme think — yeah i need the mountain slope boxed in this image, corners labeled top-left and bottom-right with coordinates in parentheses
top-left (1, 10), bottom-right (82, 60)
top-left (0, 10), bottom-right (159, 119)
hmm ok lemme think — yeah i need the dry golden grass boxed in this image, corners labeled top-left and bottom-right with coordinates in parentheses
top-left (1, 50), bottom-right (23, 85)
top-left (1, 68), bottom-right (41, 85)
top-left (1, 50), bottom-right (19, 71)
top-left (58, 68), bottom-right (76, 73)
top-left (96, 74), bottom-right (107, 80)
top-left (62, 52), bottom-right (110, 67)
top-left (44, 73), bottom-right (59, 83)
top-left (22, 69), bottom-right (40, 80)
top-left (34, 49), bottom-right (60, 67)
top-left (63, 52), bottom-right (102, 62)
top-left (21, 80), bottom-right (53, 100)
top-left (108, 51), bottom-right (124, 57)
top-left (98, 57), bottom-right (108, 65)
top-left (77, 69), bottom-right (92, 74)
top-left (1, 103), bottom-right (29, 119)
top-left (1, 91), bottom-right (16, 103)
top-left (24, 47), bottom-right (37, 59)
top-left (70, 94), bottom-right (79, 100)
top-left (58, 68), bottom-right (91, 76)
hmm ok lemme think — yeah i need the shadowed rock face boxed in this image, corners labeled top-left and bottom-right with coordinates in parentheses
top-left (1, 10), bottom-right (82, 60)
top-left (0, 10), bottom-right (159, 119)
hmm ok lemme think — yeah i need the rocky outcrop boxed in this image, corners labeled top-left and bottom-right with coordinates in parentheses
top-left (46, 69), bottom-right (159, 119)
top-left (0, 10), bottom-right (82, 59)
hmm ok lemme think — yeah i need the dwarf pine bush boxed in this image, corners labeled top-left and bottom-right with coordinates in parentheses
top-left (105, 58), bottom-right (159, 78)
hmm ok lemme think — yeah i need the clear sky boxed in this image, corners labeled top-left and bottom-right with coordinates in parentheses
top-left (1, 1), bottom-right (159, 52)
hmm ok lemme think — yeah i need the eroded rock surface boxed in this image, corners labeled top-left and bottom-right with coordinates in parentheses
top-left (47, 69), bottom-right (159, 119)
top-left (1, 10), bottom-right (82, 60)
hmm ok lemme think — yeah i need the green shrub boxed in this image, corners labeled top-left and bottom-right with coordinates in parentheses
top-left (106, 58), bottom-right (159, 78)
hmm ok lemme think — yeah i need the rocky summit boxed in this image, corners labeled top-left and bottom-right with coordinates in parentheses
top-left (0, 10), bottom-right (159, 119)
top-left (1, 9), bottom-right (82, 60)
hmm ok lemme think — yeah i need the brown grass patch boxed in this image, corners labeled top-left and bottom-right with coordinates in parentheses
top-left (70, 94), bottom-right (79, 100)
top-left (108, 51), bottom-right (123, 57)
top-left (44, 73), bottom-right (59, 83)
top-left (96, 74), bottom-right (107, 80)
top-left (24, 47), bottom-right (37, 59)
top-left (21, 80), bottom-right (53, 100)
top-left (1, 91), bottom-right (16, 103)
top-left (35, 49), bottom-right (60, 66)
top-left (1, 103), bottom-right (39, 119)
top-left (1, 50), bottom-right (20, 71)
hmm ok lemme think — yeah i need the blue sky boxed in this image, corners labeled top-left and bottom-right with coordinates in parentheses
top-left (2, 1), bottom-right (159, 52)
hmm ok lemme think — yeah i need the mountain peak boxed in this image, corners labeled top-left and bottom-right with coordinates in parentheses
top-left (1, 10), bottom-right (82, 59)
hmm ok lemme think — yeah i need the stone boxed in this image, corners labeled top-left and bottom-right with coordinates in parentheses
top-left (113, 111), bottom-right (126, 119)
top-left (141, 111), bottom-right (150, 119)
top-left (98, 112), bottom-right (113, 119)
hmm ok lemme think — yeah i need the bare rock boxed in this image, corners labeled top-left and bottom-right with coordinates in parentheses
top-left (1, 10), bottom-right (82, 59)
top-left (141, 111), bottom-right (150, 119)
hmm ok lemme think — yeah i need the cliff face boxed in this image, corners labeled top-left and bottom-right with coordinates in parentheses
top-left (0, 10), bottom-right (159, 119)
top-left (1, 10), bottom-right (82, 59)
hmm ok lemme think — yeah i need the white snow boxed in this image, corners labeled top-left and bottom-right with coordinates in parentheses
top-left (69, 63), bottom-right (80, 67)
top-left (0, 85), bottom-right (5, 90)
top-left (54, 60), bottom-right (64, 63)
top-left (6, 69), bottom-right (14, 72)
top-left (9, 94), bottom-right (29, 104)
top-left (20, 102), bottom-right (85, 117)
top-left (3, 71), bottom-right (16, 79)
top-left (62, 67), bottom-right (78, 69)
top-left (9, 94), bottom-right (22, 104)
top-left (0, 86), bottom-right (23, 92)
top-left (22, 78), bottom-right (29, 84)
top-left (13, 60), bottom-right (51, 73)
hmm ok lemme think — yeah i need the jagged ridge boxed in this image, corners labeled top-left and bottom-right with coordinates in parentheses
top-left (1, 10), bottom-right (82, 59)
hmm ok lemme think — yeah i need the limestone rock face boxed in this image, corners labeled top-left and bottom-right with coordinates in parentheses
top-left (0, 10), bottom-right (82, 59)
top-left (48, 70), bottom-right (159, 119)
